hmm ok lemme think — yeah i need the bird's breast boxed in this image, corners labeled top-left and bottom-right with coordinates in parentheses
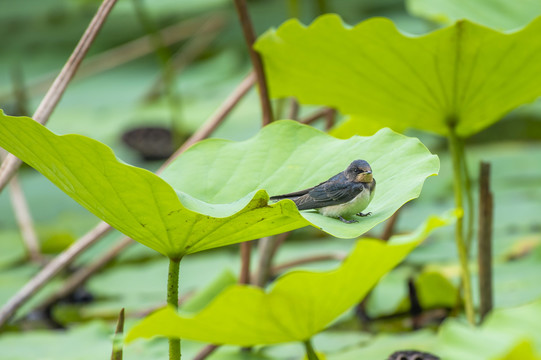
top-left (318, 187), bottom-right (372, 218)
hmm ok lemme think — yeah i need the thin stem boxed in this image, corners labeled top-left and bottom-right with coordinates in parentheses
top-left (240, 242), bottom-right (252, 284)
top-left (300, 107), bottom-right (333, 125)
top-left (303, 339), bottom-right (319, 360)
top-left (168, 258), bottom-right (181, 360)
top-left (448, 130), bottom-right (475, 325)
top-left (254, 237), bottom-right (273, 287)
top-left (288, 98), bottom-right (299, 120)
top-left (478, 162), bottom-right (493, 322)
top-left (193, 345), bottom-right (219, 360)
top-left (254, 234), bottom-right (284, 287)
top-left (253, 231), bottom-right (289, 286)
top-left (9, 173), bottom-right (41, 262)
top-left (271, 253), bottom-right (346, 275)
top-left (323, 108), bottom-right (336, 131)
top-left (381, 207), bottom-right (401, 241)
top-left (232, 0), bottom-right (274, 126)
top-left (407, 278), bottom-right (422, 330)
top-left (460, 140), bottom-right (475, 255)
top-left (6, 59), bottom-right (41, 262)
top-left (111, 308), bottom-right (125, 360)
top-left (0, 0), bottom-right (118, 193)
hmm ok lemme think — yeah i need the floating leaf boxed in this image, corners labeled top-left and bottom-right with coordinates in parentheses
top-left (406, 0), bottom-right (541, 31)
top-left (126, 215), bottom-right (450, 346)
top-left (0, 112), bottom-right (437, 257)
top-left (254, 15), bottom-right (541, 137)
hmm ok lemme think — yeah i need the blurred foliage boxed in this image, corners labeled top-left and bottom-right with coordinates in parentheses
top-left (406, 0), bottom-right (541, 30)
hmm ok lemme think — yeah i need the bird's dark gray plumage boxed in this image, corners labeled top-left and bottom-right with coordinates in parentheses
top-left (387, 350), bottom-right (440, 360)
top-left (270, 160), bottom-right (376, 223)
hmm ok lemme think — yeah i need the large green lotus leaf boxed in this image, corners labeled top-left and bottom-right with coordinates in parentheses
top-left (126, 215), bottom-right (450, 346)
top-left (0, 111), bottom-right (305, 258)
top-left (0, 112), bottom-right (437, 255)
top-left (161, 120), bottom-right (439, 239)
top-left (406, 0), bottom-right (541, 31)
top-left (254, 14), bottom-right (541, 137)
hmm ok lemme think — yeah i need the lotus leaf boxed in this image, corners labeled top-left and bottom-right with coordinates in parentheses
top-left (254, 15), bottom-right (541, 137)
top-left (126, 215), bottom-right (450, 345)
top-left (0, 112), bottom-right (438, 258)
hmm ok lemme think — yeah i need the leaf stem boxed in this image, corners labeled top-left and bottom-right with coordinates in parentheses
top-left (478, 162), bottom-right (493, 322)
top-left (239, 241), bottom-right (252, 284)
top-left (111, 308), bottom-right (125, 360)
top-left (459, 140), bottom-right (474, 255)
top-left (168, 258), bottom-right (181, 360)
top-left (232, 0), bottom-right (274, 126)
top-left (448, 130), bottom-right (475, 325)
top-left (303, 339), bottom-right (319, 360)
top-left (300, 107), bottom-right (334, 126)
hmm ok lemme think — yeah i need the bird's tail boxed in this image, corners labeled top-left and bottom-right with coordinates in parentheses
top-left (269, 189), bottom-right (309, 201)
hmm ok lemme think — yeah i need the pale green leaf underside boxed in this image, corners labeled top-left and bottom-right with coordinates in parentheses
top-left (254, 14), bottom-right (541, 137)
top-left (406, 0), bottom-right (541, 31)
top-left (161, 120), bottom-right (439, 239)
top-left (0, 112), bottom-right (304, 258)
top-left (126, 215), bottom-right (451, 345)
top-left (0, 113), bottom-right (437, 257)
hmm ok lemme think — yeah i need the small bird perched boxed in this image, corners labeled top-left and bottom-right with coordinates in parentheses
top-left (387, 350), bottom-right (440, 360)
top-left (270, 159), bottom-right (376, 223)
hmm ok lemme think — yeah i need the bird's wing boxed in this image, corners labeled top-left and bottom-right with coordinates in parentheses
top-left (270, 171), bottom-right (346, 201)
top-left (295, 180), bottom-right (363, 210)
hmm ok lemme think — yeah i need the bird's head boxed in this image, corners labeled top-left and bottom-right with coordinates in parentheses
top-left (345, 159), bottom-right (373, 183)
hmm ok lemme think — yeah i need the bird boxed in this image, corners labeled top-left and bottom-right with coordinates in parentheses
top-left (270, 159), bottom-right (376, 223)
top-left (387, 350), bottom-right (440, 360)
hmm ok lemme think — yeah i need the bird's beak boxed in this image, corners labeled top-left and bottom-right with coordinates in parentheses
top-left (366, 170), bottom-right (372, 174)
